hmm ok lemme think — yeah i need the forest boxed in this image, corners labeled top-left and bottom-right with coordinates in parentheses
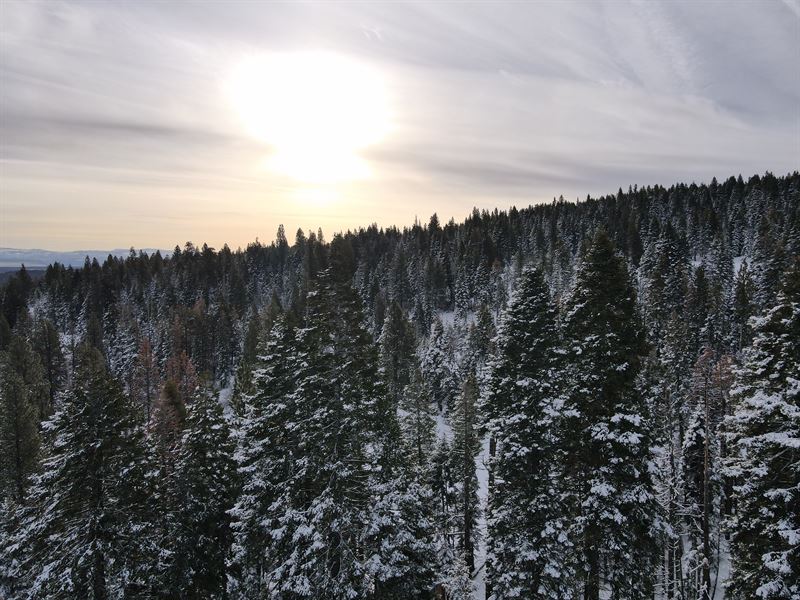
top-left (0, 171), bottom-right (798, 599)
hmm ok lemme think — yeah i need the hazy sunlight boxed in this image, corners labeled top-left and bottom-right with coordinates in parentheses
top-left (228, 51), bottom-right (390, 183)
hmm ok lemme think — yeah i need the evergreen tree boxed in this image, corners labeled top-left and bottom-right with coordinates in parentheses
top-left (401, 366), bottom-right (436, 470)
top-left (233, 264), bottom-right (436, 598)
top-left (31, 318), bottom-right (66, 414)
top-left (0, 360), bottom-right (39, 503)
top-left (485, 267), bottom-right (568, 598)
top-left (682, 349), bottom-right (728, 599)
top-left (466, 302), bottom-right (496, 376)
top-left (686, 265), bottom-right (712, 355)
top-left (732, 260), bottom-right (755, 351)
top-left (429, 435), bottom-right (458, 557)
top-left (705, 236), bottom-right (735, 351)
top-left (421, 317), bottom-right (457, 412)
top-left (450, 371), bottom-right (481, 574)
top-left (379, 301), bottom-right (417, 406)
top-left (561, 231), bottom-right (659, 599)
top-left (724, 260), bottom-right (800, 599)
top-left (131, 337), bottom-right (160, 422)
top-left (12, 346), bottom-right (156, 598)
top-left (751, 216), bottom-right (787, 310)
top-left (4, 335), bottom-right (49, 422)
top-left (641, 223), bottom-right (688, 340)
top-left (228, 315), bottom-right (298, 597)
top-left (163, 385), bottom-right (237, 597)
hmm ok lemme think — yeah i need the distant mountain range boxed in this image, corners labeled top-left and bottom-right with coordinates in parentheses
top-left (0, 248), bottom-right (167, 269)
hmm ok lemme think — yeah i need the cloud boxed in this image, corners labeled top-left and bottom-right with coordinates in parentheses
top-left (1, 0), bottom-right (798, 250)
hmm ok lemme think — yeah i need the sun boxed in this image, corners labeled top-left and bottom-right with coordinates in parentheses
top-left (228, 51), bottom-right (390, 183)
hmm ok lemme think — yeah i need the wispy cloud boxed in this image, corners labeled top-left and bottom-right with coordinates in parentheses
top-left (1, 0), bottom-right (798, 250)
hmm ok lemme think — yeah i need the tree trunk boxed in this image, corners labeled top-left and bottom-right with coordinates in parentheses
top-left (583, 529), bottom-right (600, 600)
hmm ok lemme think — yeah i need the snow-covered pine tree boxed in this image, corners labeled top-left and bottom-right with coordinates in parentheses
top-left (401, 366), bottom-right (436, 470)
top-left (228, 314), bottom-right (298, 597)
top-left (724, 259), bottom-right (800, 599)
top-left (12, 345), bottom-right (157, 598)
top-left (484, 266), bottom-right (569, 599)
top-left (561, 230), bottom-right (660, 599)
top-left (705, 236), bottom-right (735, 352)
top-left (429, 434), bottom-right (458, 558)
top-left (732, 259), bottom-right (755, 351)
top-left (443, 552), bottom-right (475, 600)
top-left (450, 370), bottom-right (481, 575)
top-left (751, 216), bottom-right (788, 311)
top-left (682, 349), bottom-right (728, 600)
top-left (163, 384), bottom-right (237, 597)
top-left (363, 474), bottom-right (439, 600)
top-left (466, 302), bottom-right (496, 380)
top-left (364, 350), bottom-right (439, 599)
top-left (422, 317), bottom-right (458, 412)
top-left (379, 300), bottom-right (417, 406)
top-left (686, 265), bottom-right (712, 356)
top-left (237, 247), bottom-right (437, 598)
top-left (641, 222), bottom-right (688, 341)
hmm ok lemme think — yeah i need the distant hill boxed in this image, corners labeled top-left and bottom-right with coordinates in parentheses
top-left (0, 248), bottom-right (167, 269)
top-left (0, 267), bottom-right (45, 284)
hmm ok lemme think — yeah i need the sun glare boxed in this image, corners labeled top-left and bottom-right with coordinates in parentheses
top-left (228, 51), bottom-right (390, 183)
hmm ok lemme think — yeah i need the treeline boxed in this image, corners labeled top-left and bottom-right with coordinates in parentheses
top-left (0, 171), bottom-right (798, 598)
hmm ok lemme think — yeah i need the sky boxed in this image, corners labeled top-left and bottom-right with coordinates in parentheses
top-left (1, 0), bottom-right (799, 252)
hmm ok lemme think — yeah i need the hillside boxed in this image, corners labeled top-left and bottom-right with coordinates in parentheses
top-left (1, 171), bottom-right (798, 599)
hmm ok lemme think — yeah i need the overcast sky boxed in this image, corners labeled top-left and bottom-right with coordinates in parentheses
top-left (1, 0), bottom-right (798, 251)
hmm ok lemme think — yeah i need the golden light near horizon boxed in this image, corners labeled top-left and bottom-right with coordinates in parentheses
top-left (228, 51), bottom-right (391, 184)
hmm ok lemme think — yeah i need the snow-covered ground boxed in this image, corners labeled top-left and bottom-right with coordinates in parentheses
top-left (473, 435), bottom-right (491, 599)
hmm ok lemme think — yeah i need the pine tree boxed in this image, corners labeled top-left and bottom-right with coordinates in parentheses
top-left (450, 371), bottom-right (481, 574)
top-left (31, 318), bottom-right (66, 415)
top-left (0, 497), bottom-right (21, 596)
top-left (131, 337), bottom-right (160, 422)
top-left (401, 366), bottom-right (436, 470)
top-left (732, 260), bottom-right (755, 351)
top-left (705, 236), bottom-right (735, 351)
top-left (0, 360), bottom-right (39, 503)
top-left (228, 314), bottom-right (298, 597)
top-left (379, 301), bottom-right (417, 406)
top-left (682, 349), bottom-right (728, 600)
top-left (751, 216), bottom-right (787, 310)
top-left (724, 260), bottom-right (800, 599)
top-left (422, 317), bottom-right (457, 412)
top-left (443, 553), bottom-right (475, 600)
top-left (641, 222), bottom-right (688, 340)
top-left (561, 231), bottom-right (659, 599)
top-left (233, 264), bottom-right (436, 598)
top-left (686, 265), bottom-right (712, 355)
top-left (466, 302), bottom-right (496, 376)
top-left (4, 334), bottom-right (49, 422)
top-left (650, 311), bottom-right (695, 598)
top-left (150, 379), bottom-right (187, 481)
top-left (484, 266), bottom-right (568, 598)
top-left (163, 385), bottom-right (237, 597)
top-left (12, 346), bottom-right (156, 598)
top-left (429, 435), bottom-right (458, 557)
top-left (363, 475), bottom-right (439, 599)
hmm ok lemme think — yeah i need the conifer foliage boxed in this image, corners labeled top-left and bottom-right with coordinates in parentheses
top-left (485, 266), bottom-right (564, 598)
top-left (560, 231), bottom-right (659, 599)
top-left (0, 172), bottom-right (797, 599)
top-left (724, 260), bottom-right (800, 599)
top-left (12, 346), bottom-right (155, 598)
